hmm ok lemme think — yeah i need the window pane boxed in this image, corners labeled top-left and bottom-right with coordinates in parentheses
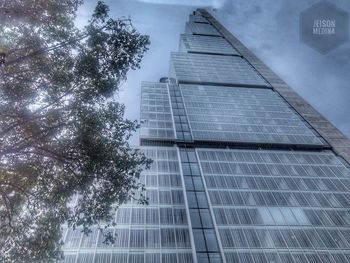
top-left (193, 229), bottom-right (207, 251)
top-left (204, 229), bottom-right (219, 251)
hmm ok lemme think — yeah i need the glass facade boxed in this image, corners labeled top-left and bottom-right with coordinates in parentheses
top-left (62, 147), bottom-right (194, 263)
top-left (180, 84), bottom-right (325, 146)
top-left (63, 10), bottom-right (350, 263)
top-left (170, 52), bottom-right (269, 87)
top-left (140, 82), bottom-right (175, 140)
top-left (188, 15), bottom-right (209, 24)
top-left (179, 34), bottom-right (240, 55)
top-left (198, 148), bottom-right (350, 262)
top-left (185, 22), bottom-right (221, 36)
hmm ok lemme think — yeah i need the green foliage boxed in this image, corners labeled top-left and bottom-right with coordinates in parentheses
top-left (0, 1), bottom-right (151, 262)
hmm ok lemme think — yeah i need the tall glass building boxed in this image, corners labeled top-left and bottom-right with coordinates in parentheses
top-left (62, 9), bottom-right (350, 263)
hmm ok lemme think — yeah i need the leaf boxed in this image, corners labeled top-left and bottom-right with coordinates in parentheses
top-left (0, 1), bottom-right (151, 262)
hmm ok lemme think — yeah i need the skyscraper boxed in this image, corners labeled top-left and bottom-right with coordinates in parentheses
top-left (62, 9), bottom-right (350, 263)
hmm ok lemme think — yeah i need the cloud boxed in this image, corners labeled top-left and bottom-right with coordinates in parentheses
top-left (130, 0), bottom-right (226, 8)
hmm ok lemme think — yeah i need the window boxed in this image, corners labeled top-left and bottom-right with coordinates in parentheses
top-left (258, 207), bottom-right (274, 225)
top-left (146, 208), bottom-right (159, 224)
top-left (131, 208), bottom-right (145, 224)
top-left (159, 190), bottom-right (172, 204)
top-left (185, 177), bottom-right (194, 190)
top-left (269, 229), bottom-right (287, 248)
top-left (174, 208), bottom-right (187, 225)
top-left (146, 190), bottom-right (158, 204)
top-left (256, 229), bottom-right (274, 248)
top-left (162, 253), bottom-right (177, 263)
top-left (219, 229), bottom-right (234, 247)
top-left (80, 228), bottom-right (98, 248)
top-left (94, 253), bottom-right (111, 263)
top-left (161, 228), bottom-right (176, 248)
top-left (225, 208), bottom-right (240, 225)
top-left (176, 228), bottom-right (191, 248)
top-left (146, 174), bottom-right (157, 187)
top-left (129, 229), bottom-right (144, 248)
top-left (62, 254), bottom-right (77, 263)
top-left (204, 229), bottom-right (219, 251)
top-left (193, 229), bottom-right (207, 251)
top-left (129, 254), bottom-right (144, 263)
top-left (114, 229), bottom-right (129, 248)
top-left (178, 253), bottom-right (194, 263)
top-left (145, 229), bottom-right (160, 248)
top-left (96, 230), bottom-right (113, 248)
top-left (187, 152), bottom-right (197, 163)
top-left (269, 207), bottom-right (285, 225)
top-left (172, 190), bottom-right (184, 204)
top-left (214, 208), bottom-right (227, 225)
top-left (159, 174), bottom-right (171, 187)
top-left (280, 229), bottom-right (299, 248)
top-left (116, 208), bottom-right (131, 224)
top-left (64, 229), bottom-right (82, 248)
top-left (280, 208), bottom-right (298, 225)
top-left (145, 254), bottom-right (161, 263)
top-left (160, 208), bottom-right (173, 224)
top-left (306, 229), bottom-right (326, 248)
top-left (231, 229), bottom-right (248, 248)
top-left (180, 151), bottom-right (189, 162)
top-left (196, 192), bottom-right (209, 208)
top-left (170, 174), bottom-right (182, 187)
top-left (190, 209), bottom-right (201, 228)
top-left (193, 177), bottom-right (204, 191)
top-left (248, 209), bottom-right (263, 225)
top-left (237, 209), bottom-right (252, 225)
top-left (76, 253), bottom-right (94, 263)
top-left (190, 164), bottom-right (201, 176)
top-left (187, 192), bottom-right (198, 208)
top-left (208, 191), bottom-right (221, 205)
top-left (200, 209), bottom-right (213, 228)
top-left (244, 229), bottom-right (261, 248)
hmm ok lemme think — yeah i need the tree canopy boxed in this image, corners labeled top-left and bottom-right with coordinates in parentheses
top-left (0, 1), bottom-right (151, 262)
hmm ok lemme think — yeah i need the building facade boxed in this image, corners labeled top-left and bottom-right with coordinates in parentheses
top-left (62, 10), bottom-right (350, 263)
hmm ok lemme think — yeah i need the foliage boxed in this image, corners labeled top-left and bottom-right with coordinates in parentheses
top-left (0, 1), bottom-right (151, 262)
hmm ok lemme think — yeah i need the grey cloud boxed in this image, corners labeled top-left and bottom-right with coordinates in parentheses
top-left (128, 0), bottom-right (226, 8)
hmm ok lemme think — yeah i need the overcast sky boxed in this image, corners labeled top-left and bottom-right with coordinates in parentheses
top-left (78, 0), bottom-right (350, 145)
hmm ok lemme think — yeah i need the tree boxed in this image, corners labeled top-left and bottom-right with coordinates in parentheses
top-left (0, 1), bottom-right (151, 262)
